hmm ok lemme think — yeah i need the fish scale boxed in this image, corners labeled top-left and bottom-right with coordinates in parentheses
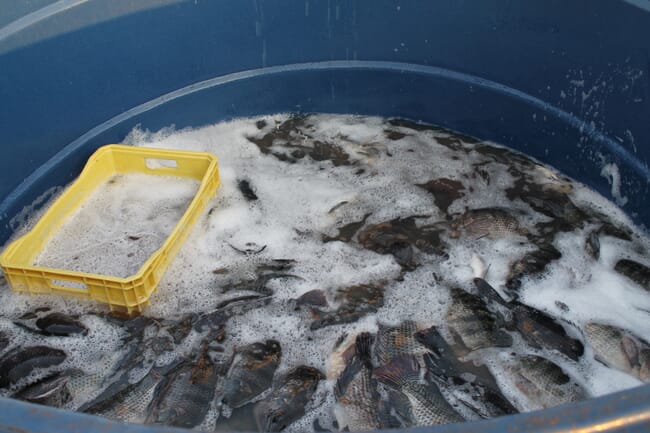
top-left (584, 322), bottom-right (650, 382)
top-left (445, 288), bottom-right (512, 355)
top-left (254, 365), bottom-right (324, 432)
top-left (501, 354), bottom-right (587, 411)
top-left (221, 340), bottom-right (281, 409)
top-left (333, 333), bottom-right (384, 432)
top-left (82, 366), bottom-right (166, 424)
top-left (374, 355), bottom-right (464, 426)
top-left (449, 208), bottom-right (520, 239)
top-left (146, 353), bottom-right (219, 428)
top-left (375, 321), bottom-right (429, 365)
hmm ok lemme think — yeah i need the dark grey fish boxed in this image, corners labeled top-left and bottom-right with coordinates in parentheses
top-left (510, 303), bottom-right (584, 361)
top-left (160, 314), bottom-right (195, 344)
top-left (0, 331), bottom-right (8, 351)
top-left (147, 349), bottom-right (220, 428)
top-left (294, 289), bottom-right (328, 309)
top-left (36, 313), bottom-right (88, 336)
top-left (254, 366), bottom-right (324, 432)
top-left (374, 355), bottom-right (464, 427)
top-left (333, 333), bottom-right (384, 432)
top-left (598, 222), bottom-right (633, 242)
top-left (357, 219), bottom-right (417, 270)
top-left (445, 288), bottom-right (512, 355)
top-left (222, 340), bottom-right (282, 408)
top-left (585, 230), bottom-right (600, 260)
top-left (416, 178), bottom-right (465, 215)
top-left (13, 373), bottom-right (70, 407)
top-left (55, 368), bottom-right (111, 409)
top-left (506, 178), bottom-right (587, 229)
top-left (584, 322), bottom-right (650, 382)
top-left (472, 278), bottom-right (583, 361)
top-left (225, 270), bottom-right (301, 296)
top-left (0, 346), bottom-right (66, 388)
top-left (415, 326), bottom-right (518, 418)
top-left (310, 283), bottom-right (384, 330)
top-left (449, 208), bottom-right (521, 239)
top-left (615, 259), bottom-right (650, 291)
top-left (214, 403), bottom-right (259, 433)
top-left (13, 311), bottom-right (88, 337)
top-left (374, 321), bottom-right (428, 365)
top-left (372, 321), bottom-right (429, 427)
top-left (357, 217), bottom-right (446, 270)
top-left (80, 362), bottom-right (177, 423)
top-left (238, 179), bottom-right (258, 201)
top-left (246, 115), bottom-right (351, 166)
top-left (502, 354), bottom-right (588, 410)
top-left (322, 213), bottom-right (371, 243)
top-left (506, 243), bottom-right (562, 291)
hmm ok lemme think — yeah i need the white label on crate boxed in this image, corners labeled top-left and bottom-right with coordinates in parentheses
top-left (145, 158), bottom-right (178, 169)
top-left (51, 279), bottom-right (88, 291)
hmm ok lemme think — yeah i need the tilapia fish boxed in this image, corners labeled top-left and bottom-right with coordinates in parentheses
top-left (449, 207), bottom-right (521, 239)
top-left (0, 331), bottom-right (8, 351)
top-left (0, 346), bottom-right (66, 388)
top-left (473, 278), bottom-right (584, 361)
top-left (584, 322), bottom-right (650, 382)
top-left (614, 259), bottom-right (650, 291)
top-left (416, 178), bottom-right (465, 215)
top-left (13, 373), bottom-right (71, 407)
top-left (374, 355), bottom-right (464, 427)
top-left (510, 303), bottom-right (584, 361)
top-left (81, 362), bottom-right (177, 424)
top-left (36, 313), bottom-right (88, 336)
top-left (322, 213), bottom-right (371, 243)
top-left (415, 326), bottom-right (518, 418)
top-left (310, 283), bottom-right (384, 330)
top-left (374, 321), bottom-right (429, 426)
top-left (357, 217), bottom-right (446, 270)
top-left (374, 321), bottom-right (429, 365)
top-left (506, 243), bottom-right (561, 291)
top-left (147, 349), bottom-right (220, 428)
top-left (506, 176), bottom-right (587, 229)
top-left (254, 366), bottom-right (324, 432)
top-left (14, 311), bottom-right (88, 337)
top-left (501, 354), bottom-right (587, 411)
top-left (13, 366), bottom-right (105, 410)
top-left (446, 288), bottom-right (512, 355)
top-left (333, 333), bottom-right (384, 432)
top-left (221, 340), bottom-right (282, 408)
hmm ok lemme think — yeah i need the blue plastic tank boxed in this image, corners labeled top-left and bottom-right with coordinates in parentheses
top-left (1, 1), bottom-right (649, 432)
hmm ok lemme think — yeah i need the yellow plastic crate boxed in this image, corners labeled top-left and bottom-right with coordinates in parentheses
top-left (0, 145), bottom-right (220, 315)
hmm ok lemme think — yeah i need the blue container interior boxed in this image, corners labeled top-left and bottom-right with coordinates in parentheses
top-left (0, 1), bottom-right (649, 432)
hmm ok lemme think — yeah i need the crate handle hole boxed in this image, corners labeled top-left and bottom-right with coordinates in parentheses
top-left (145, 158), bottom-right (178, 169)
top-left (51, 279), bottom-right (88, 291)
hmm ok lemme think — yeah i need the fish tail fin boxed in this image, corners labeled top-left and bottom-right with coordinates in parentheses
top-left (354, 332), bottom-right (374, 364)
top-left (473, 277), bottom-right (510, 306)
top-left (494, 330), bottom-right (513, 348)
top-left (422, 351), bottom-right (454, 379)
top-left (374, 355), bottom-right (420, 388)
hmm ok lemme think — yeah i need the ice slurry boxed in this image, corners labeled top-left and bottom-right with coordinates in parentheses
top-left (1, 114), bottom-right (650, 432)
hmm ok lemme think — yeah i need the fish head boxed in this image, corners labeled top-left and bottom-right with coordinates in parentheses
top-left (243, 340), bottom-right (282, 369)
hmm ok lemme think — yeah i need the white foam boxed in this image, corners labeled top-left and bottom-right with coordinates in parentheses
top-left (600, 162), bottom-right (628, 206)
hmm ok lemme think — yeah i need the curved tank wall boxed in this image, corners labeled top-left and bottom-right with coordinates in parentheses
top-left (0, 1), bottom-right (649, 432)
